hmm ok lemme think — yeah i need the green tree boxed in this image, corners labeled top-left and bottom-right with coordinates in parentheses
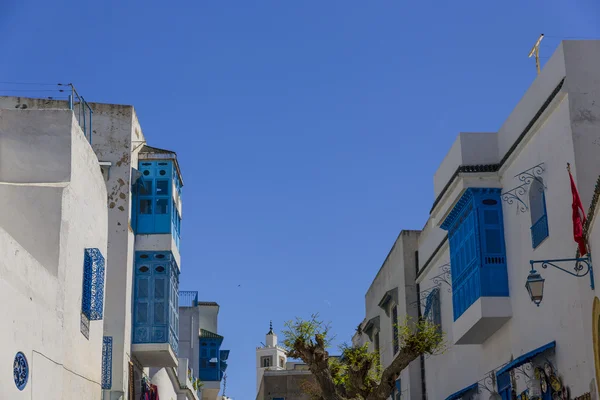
top-left (282, 314), bottom-right (445, 400)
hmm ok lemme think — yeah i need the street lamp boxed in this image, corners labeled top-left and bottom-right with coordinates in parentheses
top-left (527, 255), bottom-right (594, 306)
top-left (525, 269), bottom-right (545, 306)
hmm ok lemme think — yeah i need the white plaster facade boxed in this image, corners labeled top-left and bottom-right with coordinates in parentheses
top-left (175, 301), bottom-right (227, 400)
top-left (0, 109), bottom-right (108, 399)
top-left (0, 96), bottom-right (189, 400)
top-left (355, 40), bottom-right (600, 400)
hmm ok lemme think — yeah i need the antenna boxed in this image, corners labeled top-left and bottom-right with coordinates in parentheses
top-left (528, 34), bottom-right (545, 75)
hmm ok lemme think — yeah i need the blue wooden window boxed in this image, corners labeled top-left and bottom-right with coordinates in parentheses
top-left (391, 305), bottom-right (399, 355)
top-left (441, 188), bottom-right (509, 321)
top-left (199, 338), bottom-right (224, 381)
top-left (497, 372), bottom-right (511, 400)
top-left (424, 288), bottom-right (441, 332)
top-left (530, 178), bottom-right (548, 248)
top-left (82, 248), bottom-right (105, 321)
top-left (136, 161), bottom-right (181, 240)
top-left (101, 336), bottom-right (113, 389)
top-left (132, 251), bottom-right (179, 354)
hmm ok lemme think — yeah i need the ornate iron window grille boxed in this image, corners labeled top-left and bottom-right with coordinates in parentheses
top-left (102, 336), bottom-right (113, 389)
top-left (501, 163), bottom-right (546, 214)
top-left (82, 248), bottom-right (105, 321)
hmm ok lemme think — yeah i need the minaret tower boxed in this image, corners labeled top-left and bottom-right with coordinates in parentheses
top-left (256, 321), bottom-right (287, 394)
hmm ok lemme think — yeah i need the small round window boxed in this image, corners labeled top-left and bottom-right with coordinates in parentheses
top-left (482, 199), bottom-right (498, 206)
top-left (140, 254), bottom-right (149, 259)
top-left (155, 266), bottom-right (165, 273)
top-left (155, 254), bottom-right (165, 259)
top-left (159, 170), bottom-right (166, 176)
top-left (143, 170), bottom-right (150, 176)
top-left (139, 266), bottom-right (149, 273)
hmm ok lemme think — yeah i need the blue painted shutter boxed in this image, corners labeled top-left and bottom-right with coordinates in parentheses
top-left (497, 373), bottom-right (511, 400)
top-left (478, 194), bottom-right (509, 297)
top-left (449, 197), bottom-right (480, 320)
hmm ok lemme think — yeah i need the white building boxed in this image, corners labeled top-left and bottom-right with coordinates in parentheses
top-left (355, 40), bottom-right (600, 399)
top-left (172, 294), bottom-right (229, 400)
top-left (0, 94), bottom-right (188, 400)
top-left (0, 107), bottom-right (108, 398)
top-left (352, 231), bottom-right (420, 400)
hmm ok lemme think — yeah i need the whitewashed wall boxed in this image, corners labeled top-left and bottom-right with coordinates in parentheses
top-left (0, 109), bottom-right (108, 399)
top-left (88, 102), bottom-right (144, 400)
top-left (416, 40), bottom-right (600, 399)
top-left (358, 230), bottom-right (421, 399)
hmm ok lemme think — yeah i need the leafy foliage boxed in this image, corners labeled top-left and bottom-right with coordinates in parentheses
top-left (282, 314), bottom-right (445, 400)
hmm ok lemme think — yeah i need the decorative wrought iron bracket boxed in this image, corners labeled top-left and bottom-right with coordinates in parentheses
top-left (516, 162), bottom-right (545, 186)
top-left (501, 163), bottom-right (546, 213)
top-left (430, 262), bottom-right (452, 289)
top-left (530, 255), bottom-right (594, 289)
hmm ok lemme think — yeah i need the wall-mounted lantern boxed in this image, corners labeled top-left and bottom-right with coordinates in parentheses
top-left (526, 255), bottom-right (594, 306)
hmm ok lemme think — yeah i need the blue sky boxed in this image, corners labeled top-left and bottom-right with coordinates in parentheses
top-left (1, 1), bottom-right (599, 398)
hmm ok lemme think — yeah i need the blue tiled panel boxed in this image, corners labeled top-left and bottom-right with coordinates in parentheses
top-left (82, 248), bottom-right (105, 321)
top-left (132, 251), bottom-right (179, 354)
top-left (101, 336), bottom-right (113, 389)
top-left (441, 188), bottom-right (509, 321)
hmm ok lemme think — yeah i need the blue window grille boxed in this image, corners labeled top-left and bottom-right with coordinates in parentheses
top-left (391, 305), bottom-right (399, 355)
top-left (132, 251), bottom-right (179, 355)
top-left (101, 336), bottom-right (113, 389)
top-left (529, 178), bottom-right (549, 248)
top-left (441, 188), bottom-right (509, 321)
top-left (82, 248), bottom-right (105, 321)
top-left (135, 161), bottom-right (182, 247)
top-left (424, 288), bottom-right (441, 332)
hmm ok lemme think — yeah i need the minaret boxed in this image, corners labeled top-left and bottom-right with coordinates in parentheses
top-left (256, 321), bottom-right (287, 395)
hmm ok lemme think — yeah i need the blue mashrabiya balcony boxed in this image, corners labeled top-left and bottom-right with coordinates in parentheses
top-left (132, 146), bottom-right (183, 251)
top-left (440, 188), bottom-right (512, 345)
top-left (198, 330), bottom-right (229, 382)
top-left (132, 251), bottom-right (180, 367)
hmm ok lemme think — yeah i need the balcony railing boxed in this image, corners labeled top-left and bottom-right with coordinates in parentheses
top-left (531, 214), bottom-right (549, 249)
top-left (179, 291), bottom-right (199, 307)
top-left (66, 84), bottom-right (93, 144)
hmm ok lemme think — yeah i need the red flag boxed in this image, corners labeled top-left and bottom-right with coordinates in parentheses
top-left (569, 165), bottom-right (587, 255)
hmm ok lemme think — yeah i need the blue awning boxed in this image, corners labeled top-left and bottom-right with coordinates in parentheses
top-left (444, 382), bottom-right (478, 400)
top-left (496, 341), bottom-right (556, 377)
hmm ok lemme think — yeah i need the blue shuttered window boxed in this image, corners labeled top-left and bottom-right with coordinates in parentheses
top-left (424, 288), bottom-right (441, 332)
top-left (136, 161), bottom-right (182, 245)
top-left (101, 336), bottom-right (113, 389)
top-left (530, 178), bottom-right (549, 248)
top-left (132, 251), bottom-right (179, 354)
top-left (441, 188), bottom-right (509, 321)
top-left (82, 248), bottom-right (105, 321)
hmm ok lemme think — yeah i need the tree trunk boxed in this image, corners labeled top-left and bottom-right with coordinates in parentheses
top-left (366, 348), bottom-right (418, 400)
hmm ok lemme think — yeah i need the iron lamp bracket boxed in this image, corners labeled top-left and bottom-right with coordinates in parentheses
top-left (529, 255), bottom-right (594, 289)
